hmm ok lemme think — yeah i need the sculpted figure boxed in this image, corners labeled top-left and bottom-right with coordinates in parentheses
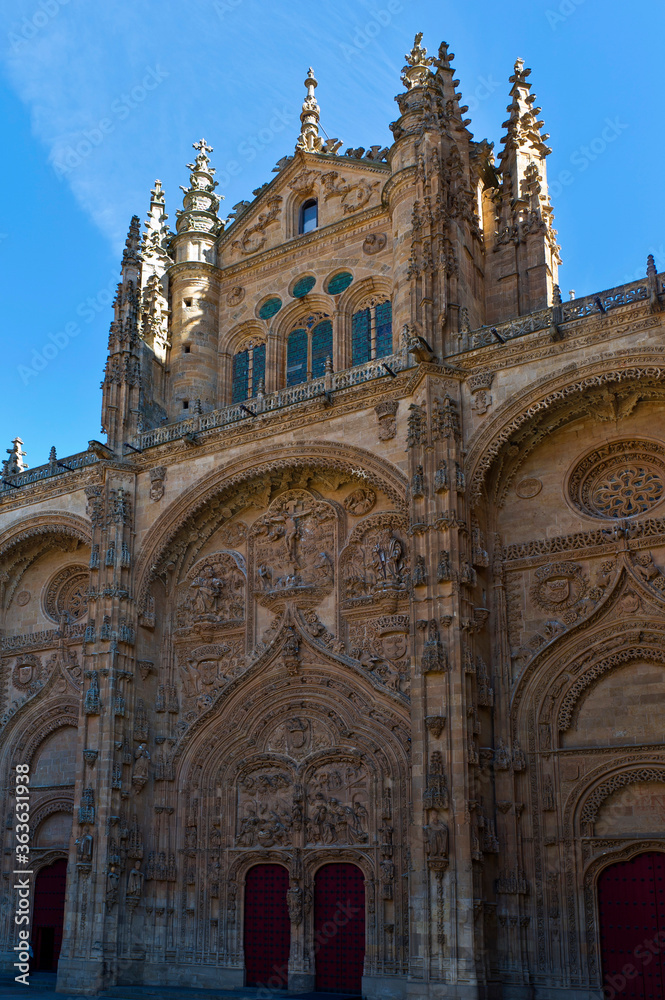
top-left (127, 861), bottom-right (144, 899)
top-left (424, 814), bottom-right (449, 859)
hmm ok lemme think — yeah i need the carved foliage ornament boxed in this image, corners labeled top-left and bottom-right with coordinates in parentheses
top-left (44, 565), bottom-right (89, 623)
top-left (568, 440), bottom-right (665, 519)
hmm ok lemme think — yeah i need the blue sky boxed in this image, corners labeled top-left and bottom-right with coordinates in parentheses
top-left (1, 0), bottom-right (663, 467)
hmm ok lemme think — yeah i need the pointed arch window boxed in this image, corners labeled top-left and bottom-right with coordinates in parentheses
top-left (232, 340), bottom-right (266, 403)
top-left (299, 198), bottom-right (318, 234)
top-left (351, 299), bottom-right (392, 366)
top-left (286, 314), bottom-right (332, 386)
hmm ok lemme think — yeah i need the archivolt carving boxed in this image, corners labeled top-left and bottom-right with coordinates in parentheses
top-left (557, 646), bottom-right (665, 732)
top-left (134, 444), bottom-right (408, 612)
top-left (43, 565), bottom-right (89, 623)
top-left (466, 354), bottom-right (665, 506)
top-left (30, 796), bottom-right (74, 839)
top-left (579, 767), bottom-right (665, 831)
top-left (4, 704), bottom-right (78, 767)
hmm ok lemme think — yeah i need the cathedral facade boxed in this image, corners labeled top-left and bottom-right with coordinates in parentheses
top-left (1, 34), bottom-right (665, 999)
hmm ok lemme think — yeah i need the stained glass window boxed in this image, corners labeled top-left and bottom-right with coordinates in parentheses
top-left (327, 271), bottom-right (353, 295)
top-left (251, 342), bottom-right (266, 396)
top-left (292, 275), bottom-right (316, 299)
top-left (299, 199), bottom-right (318, 234)
top-left (351, 308), bottom-right (371, 366)
top-left (311, 320), bottom-right (333, 378)
top-left (231, 349), bottom-right (249, 403)
top-left (258, 297), bottom-right (282, 320)
top-left (375, 300), bottom-right (393, 357)
top-left (286, 328), bottom-right (308, 386)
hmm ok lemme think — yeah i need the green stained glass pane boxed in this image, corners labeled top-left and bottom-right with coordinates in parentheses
top-left (258, 297), bottom-right (282, 320)
top-left (232, 349), bottom-right (249, 403)
top-left (351, 308), bottom-right (371, 365)
top-left (286, 328), bottom-right (308, 386)
top-left (251, 342), bottom-right (266, 396)
top-left (311, 320), bottom-right (333, 378)
top-left (327, 271), bottom-right (353, 295)
top-left (375, 300), bottom-right (393, 357)
top-left (292, 275), bottom-right (316, 299)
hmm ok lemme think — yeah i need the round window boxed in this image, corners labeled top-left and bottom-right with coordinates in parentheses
top-left (292, 276), bottom-right (316, 299)
top-left (258, 297), bottom-right (282, 320)
top-left (326, 272), bottom-right (353, 295)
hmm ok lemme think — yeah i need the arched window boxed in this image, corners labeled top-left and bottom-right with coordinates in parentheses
top-left (299, 198), bottom-right (318, 235)
top-left (351, 299), bottom-right (392, 365)
top-left (286, 315), bottom-right (332, 386)
top-left (231, 340), bottom-right (266, 403)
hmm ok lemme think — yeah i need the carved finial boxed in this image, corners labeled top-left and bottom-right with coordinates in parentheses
top-left (48, 446), bottom-right (57, 467)
top-left (141, 179), bottom-right (172, 272)
top-left (3, 437), bottom-right (28, 476)
top-left (175, 139), bottom-right (222, 235)
top-left (401, 32), bottom-right (434, 90)
top-left (296, 68), bottom-right (324, 153)
top-left (647, 253), bottom-right (657, 277)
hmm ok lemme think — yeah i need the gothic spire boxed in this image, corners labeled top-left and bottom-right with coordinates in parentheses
top-left (121, 215), bottom-right (141, 269)
top-left (175, 139), bottom-right (222, 235)
top-left (296, 68), bottom-right (324, 153)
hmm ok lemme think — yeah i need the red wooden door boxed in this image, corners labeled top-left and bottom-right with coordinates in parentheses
top-left (314, 863), bottom-right (365, 993)
top-left (244, 864), bottom-right (290, 989)
top-left (32, 860), bottom-right (67, 971)
top-left (598, 852), bottom-right (665, 999)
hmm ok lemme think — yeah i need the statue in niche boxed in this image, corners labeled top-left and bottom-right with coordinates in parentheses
top-left (251, 491), bottom-right (336, 601)
top-left (424, 812), bottom-right (449, 859)
top-left (126, 861), bottom-right (144, 900)
top-left (76, 827), bottom-right (93, 864)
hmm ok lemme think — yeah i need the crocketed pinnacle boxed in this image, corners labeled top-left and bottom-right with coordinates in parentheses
top-left (500, 58), bottom-right (551, 161)
top-left (175, 139), bottom-right (223, 235)
top-left (296, 68), bottom-right (324, 153)
top-left (3, 437), bottom-right (28, 476)
top-left (121, 216), bottom-right (141, 268)
top-left (141, 180), bottom-right (172, 271)
top-left (401, 32), bottom-right (434, 90)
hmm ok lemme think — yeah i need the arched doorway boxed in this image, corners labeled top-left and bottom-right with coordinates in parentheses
top-left (32, 859), bottom-right (67, 971)
top-left (598, 851), bottom-right (665, 998)
top-left (244, 864), bottom-right (290, 989)
top-left (314, 863), bottom-right (365, 993)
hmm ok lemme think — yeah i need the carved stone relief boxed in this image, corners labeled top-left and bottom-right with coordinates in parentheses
top-left (340, 514), bottom-right (409, 605)
top-left (177, 552), bottom-right (246, 626)
top-left (250, 491), bottom-right (336, 608)
top-left (567, 440), bottom-right (665, 519)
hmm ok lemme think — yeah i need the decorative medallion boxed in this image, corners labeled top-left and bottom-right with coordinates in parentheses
top-left (567, 440), bottom-right (665, 519)
top-left (363, 233), bottom-right (387, 255)
top-left (44, 566), bottom-right (89, 623)
top-left (530, 561), bottom-right (587, 613)
top-left (343, 488), bottom-right (376, 516)
top-left (515, 478), bottom-right (542, 499)
top-left (15, 591), bottom-right (31, 607)
top-left (226, 286), bottom-right (245, 306)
